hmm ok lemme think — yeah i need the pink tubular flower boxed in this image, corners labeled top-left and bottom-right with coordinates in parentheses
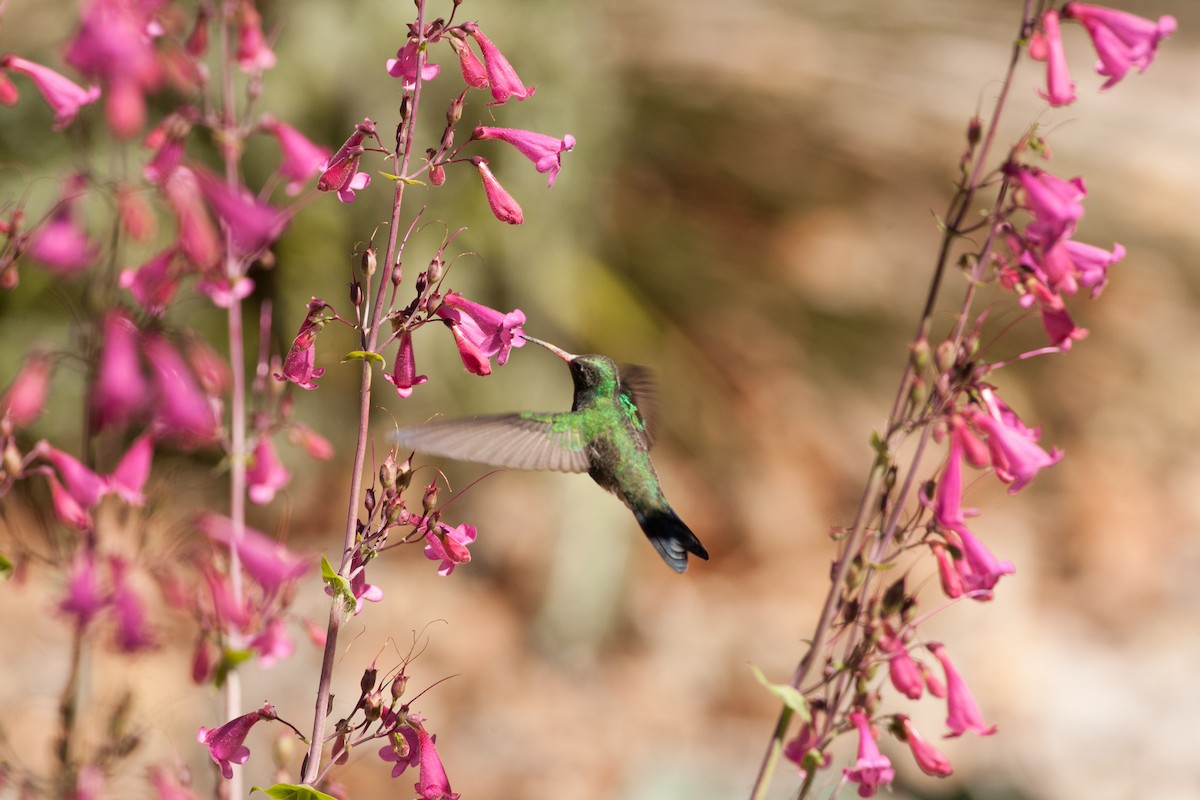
top-left (289, 422), bottom-right (334, 460)
top-left (443, 321), bottom-right (490, 376)
top-left (379, 726), bottom-right (421, 778)
top-left (110, 557), bottom-right (156, 652)
top-left (2, 351), bottom-right (52, 428)
top-left (318, 119), bottom-right (376, 203)
top-left (109, 432), bottom-right (154, 505)
top-left (414, 726), bottom-right (459, 800)
top-left (1063, 3), bottom-right (1176, 90)
top-left (967, 389), bottom-right (1062, 493)
top-left (948, 524), bottom-right (1015, 599)
top-left (424, 523), bottom-right (477, 577)
top-left (235, 1), bottom-right (276, 72)
top-left (895, 715), bottom-right (953, 777)
top-left (37, 443), bottom-right (107, 508)
top-left (1004, 164), bottom-right (1086, 249)
top-left (927, 642), bottom-right (997, 737)
top-left (434, 291), bottom-right (526, 368)
top-left (386, 40), bottom-right (440, 89)
top-left (1030, 10), bottom-right (1075, 107)
top-left (933, 420), bottom-right (971, 530)
top-left (262, 117), bottom-right (330, 195)
top-left (249, 616), bottom-right (294, 668)
top-left (385, 329), bottom-right (427, 399)
top-left (930, 541), bottom-right (964, 600)
top-left (63, 0), bottom-right (163, 138)
top-left (161, 167), bottom-right (220, 270)
top-left (43, 471), bottom-right (93, 530)
top-left (27, 181), bottom-right (100, 274)
top-left (471, 157), bottom-right (523, 224)
top-left (0, 71), bottom-right (18, 104)
top-left (197, 702), bottom-right (277, 780)
top-left (90, 310), bottom-right (149, 431)
top-left (844, 711), bottom-right (894, 798)
top-left (0, 55), bottom-right (100, 129)
top-left (468, 27), bottom-right (534, 105)
top-left (247, 435), bottom-right (291, 505)
top-left (194, 168), bottom-right (288, 258)
top-left (472, 126), bottom-right (575, 187)
top-left (275, 298), bottom-right (332, 390)
top-left (449, 36), bottom-right (488, 89)
top-left (335, 549), bottom-right (384, 615)
top-left (149, 765), bottom-right (202, 800)
top-left (143, 333), bottom-right (219, 444)
top-left (1035, 238), bottom-right (1125, 298)
top-left (59, 550), bottom-right (106, 628)
top-left (880, 630), bottom-right (923, 700)
top-left (200, 513), bottom-right (308, 594)
top-left (120, 248), bottom-right (182, 315)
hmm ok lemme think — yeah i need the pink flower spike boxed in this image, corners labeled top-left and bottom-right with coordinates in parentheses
top-left (319, 120), bottom-right (377, 203)
top-left (0, 55), bottom-right (100, 129)
top-left (880, 630), bottom-right (923, 700)
top-left (109, 557), bottom-right (156, 652)
top-left (120, 248), bottom-right (182, 315)
top-left (1063, 3), bottom-right (1176, 89)
top-left (927, 642), bottom-right (997, 737)
top-left (200, 514), bottom-right (308, 594)
top-left (434, 291), bottom-right (526, 367)
top-left (1004, 164), bottom-right (1086, 249)
top-left (1049, 238), bottom-right (1125, 298)
top-left (90, 310), bottom-right (149, 431)
top-left (471, 157), bottom-right (523, 224)
top-left (386, 40), bottom-right (440, 89)
top-left (262, 117), bottom-right (330, 195)
top-left (109, 432), bottom-right (154, 505)
top-left (896, 715), bottom-right (953, 777)
top-left (2, 351), bottom-right (52, 428)
top-left (469, 27), bottom-right (534, 105)
top-left (59, 550), bottom-right (106, 628)
top-left (1030, 11), bottom-right (1076, 107)
top-left (143, 333), bottom-right (219, 445)
top-left (424, 523), bottom-right (477, 576)
top-left (472, 126), bottom-right (575, 187)
top-left (968, 391), bottom-right (1062, 493)
top-left (385, 329), bottom-right (428, 399)
top-left (197, 702), bottom-right (277, 780)
top-left (843, 711), bottom-right (895, 798)
top-left (414, 726), bottom-right (460, 800)
top-left (247, 435), bottom-right (290, 505)
top-left (378, 727), bottom-right (420, 778)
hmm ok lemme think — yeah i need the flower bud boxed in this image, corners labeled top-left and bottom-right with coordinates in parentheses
top-left (391, 262), bottom-right (403, 287)
top-left (422, 481), bottom-right (439, 513)
top-left (349, 280), bottom-right (364, 307)
top-left (361, 666), bottom-right (378, 694)
top-left (427, 256), bottom-right (444, 284)
top-left (934, 339), bottom-right (957, 374)
top-left (360, 246), bottom-right (376, 276)
top-left (364, 487), bottom-right (377, 513)
top-left (429, 163), bottom-right (446, 186)
top-left (390, 670), bottom-right (408, 700)
top-left (380, 457), bottom-right (398, 489)
top-left (363, 690), bottom-right (383, 722)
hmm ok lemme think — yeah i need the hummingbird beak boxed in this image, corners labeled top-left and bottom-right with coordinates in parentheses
top-left (517, 333), bottom-right (577, 362)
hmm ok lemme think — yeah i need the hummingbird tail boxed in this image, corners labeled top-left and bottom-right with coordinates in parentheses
top-left (633, 508), bottom-right (709, 573)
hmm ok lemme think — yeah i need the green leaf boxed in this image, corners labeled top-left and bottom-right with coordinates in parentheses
top-left (214, 648), bottom-right (254, 688)
top-left (320, 555), bottom-right (356, 620)
top-left (749, 663), bottom-right (810, 722)
top-left (251, 784), bottom-right (338, 800)
top-left (0, 552), bottom-right (12, 579)
top-left (342, 350), bottom-right (385, 366)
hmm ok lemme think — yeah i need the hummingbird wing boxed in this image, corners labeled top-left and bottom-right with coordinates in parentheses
top-left (618, 364), bottom-right (658, 447)
top-left (391, 413), bottom-right (591, 473)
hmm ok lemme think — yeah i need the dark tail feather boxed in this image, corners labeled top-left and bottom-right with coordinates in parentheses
top-left (634, 508), bottom-right (709, 573)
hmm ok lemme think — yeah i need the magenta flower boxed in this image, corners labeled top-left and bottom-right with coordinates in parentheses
top-left (149, 765), bottom-right (202, 800)
top-left (110, 557), bottom-right (156, 652)
top-left (933, 421), bottom-right (972, 530)
top-left (414, 726), bottom-right (459, 800)
top-left (275, 298), bottom-right (333, 390)
top-left (927, 642), bottom-right (997, 737)
top-left (0, 54), bottom-right (100, 129)
top-left (896, 715), bottom-right (953, 777)
top-left (64, 0), bottom-right (162, 138)
top-left (0, 71), bottom-right (17, 104)
top-left (948, 524), bottom-right (1015, 599)
top-left (424, 523), bottom-right (477, 576)
top-left (117, 186), bottom-right (156, 241)
top-left (1033, 238), bottom-right (1125, 298)
top-left (249, 617), bottom-right (294, 668)
top-left (27, 184), bottom-right (99, 274)
top-left (109, 432), bottom-right (154, 506)
top-left (469, 27), bottom-right (534, 105)
top-left (434, 291), bottom-right (526, 369)
top-left (289, 422), bottom-right (334, 460)
top-left (120, 248), bottom-right (182, 315)
top-left (200, 513), bottom-right (308, 594)
top-left (2, 351), bottom-right (52, 428)
top-left (930, 541), bottom-right (964, 600)
top-left (1040, 304), bottom-right (1088, 351)
top-left (472, 126), bottom-right (576, 187)
top-left (782, 719), bottom-right (830, 778)
top-left (967, 389), bottom-right (1062, 493)
top-left (471, 157), bottom-right (523, 224)
top-left (37, 442), bottom-right (107, 508)
top-left (384, 329), bottom-right (427, 399)
top-left (1030, 10), bottom-right (1075, 107)
top-left (143, 333), bottom-right (219, 444)
top-left (194, 168), bottom-right (288, 258)
top-left (449, 36), bottom-right (488, 89)
top-left (200, 563), bottom-right (251, 629)
top-left (197, 702), bottom-right (277, 780)
top-left (90, 310), bottom-right (149, 431)
top-left (161, 167), bottom-right (220, 270)
top-left (1004, 164), bottom-right (1086, 249)
top-left (318, 119), bottom-right (377, 203)
top-left (143, 113), bottom-right (192, 184)
top-left (386, 40), bottom-right (440, 89)
top-left (1063, 3), bottom-right (1176, 90)
top-left (843, 711), bottom-right (894, 798)
top-left (247, 435), bottom-right (291, 505)
top-left (235, 2), bottom-right (276, 73)
top-left (43, 471), bottom-right (92, 530)
top-left (59, 550), bottom-right (106, 628)
top-left (378, 726), bottom-right (421, 778)
top-left (262, 117), bottom-right (330, 195)
top-left (336, 549), bottom-right (384, 615)
top-left (880, 630), bottom-right (923, 700)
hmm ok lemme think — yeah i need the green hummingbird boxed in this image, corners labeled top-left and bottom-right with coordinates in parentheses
top-left (391, 335), bottom-right (709, 573)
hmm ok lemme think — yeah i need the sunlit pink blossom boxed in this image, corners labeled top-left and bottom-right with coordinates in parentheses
top-left (161, 167), bottom-right (220, 270)
top-left (247, 435), bottom-right (290, 505)
top-left (927, 642), bottom-right (997, 737)
top-left (449, 36), bottom-right (488, 89)
top-left (384, 329), bottom-right (427, 398)
top-left (880, 630), bottom-right (923, 700)
top-left (194, 168), bottom-right (288, 258)
top-left (59, 550), bottom-right (105, 628)
top-left (143, 333), bottom-right (219, 444)
top-left (275, 298), bottom-right (332, 389)
top-left (1034, 238), bottom-right (1125, 297)
top-left (249, 617), bottom-right (294, 668)
top-left (110, 556), bottom-right (156, 651)
top-left (1004, 164), bottom-right (1086, 249)
top-left (90, 310), bottom-right (149, 430)
top-left (434, 291), bottom-right (526, 368)
top-left (947, 524), bottom-right (1015, 599)
top-left (37, 442), bottom-right (107, 508)
top-left (378, 726), bottom-right (420, 779)
top-left (471, 157), bottom-right (523, 224)
top-left (318, 119), bottom-right (376, 203)
top-left (844, 711), bottom-right (894, 797)
top-left (200, 514), bottom-right (308, 594)
top-left (109, 432), bottom-right (153, 505)
top-left (386, 40), bottom-right (440, 89)
top-left (2, 351), bottom-right (52, 428)
top-left (1030, 11), bottom-right (1075, 106)
top-left (0, 54), bottom-right (100, 129)
top-left (120, 248), bottom-right (182, 315)
top-left (1063, 2), bottom-right (1176, 89)
top-left (468, 27), bottom-right (534, 105)
top-left (424, 523), bottom-right (476, 577)
top-left (43, 471), bottom-right (92, 530)
top-left (414, 726), bottom-right (459, 800)
top-left (197, 702), bottom-right (277, 780)
top-left (234, 1), bottom-right (276, 73)
top-left (896, 715), bottom-right (953, 777)
top-left (930, 541), bottom-right (964, 600)
top-left (27, 183), bottom-right (99, 274)
top-left (262, 117), bottom-right (330, 194)
top-left (968, 389), bottom-right (1062, 493)
top-left (472, 126), bottom-right (575, 187)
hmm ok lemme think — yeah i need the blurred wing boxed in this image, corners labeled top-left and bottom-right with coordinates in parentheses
top-left (619, 364), bottom-right (658, 447)
top-left (391, 413), bottom-right (591, 473)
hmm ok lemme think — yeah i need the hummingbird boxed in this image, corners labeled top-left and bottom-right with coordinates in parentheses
top-left (391, 335), bottom-right (709, 572)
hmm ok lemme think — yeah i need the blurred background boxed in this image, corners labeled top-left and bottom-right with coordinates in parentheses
top-left (1, 0), bottom-right (1198, 798)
